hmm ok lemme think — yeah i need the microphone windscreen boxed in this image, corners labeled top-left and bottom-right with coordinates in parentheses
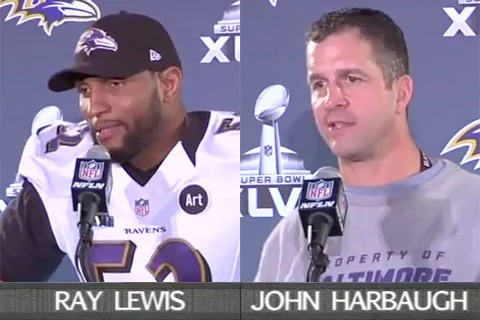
top-left (86, 145), bottom-right (111, 160)
top-left (313, 166), bottom-right (341, 179)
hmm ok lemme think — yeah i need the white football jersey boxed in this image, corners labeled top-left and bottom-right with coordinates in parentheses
top-left (17, 111), bottom-right (240, 282)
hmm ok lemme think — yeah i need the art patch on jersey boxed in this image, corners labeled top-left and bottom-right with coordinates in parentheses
top-left (75, 27), bottom-right (118, 56)
top-left (178, 184), bottom-right (210, 215)
top-left (78, 159), bottom-right (104, 181)
top-left (0, 0), bottom-right (101, 36)
top-left (441, 118), bottom-right (480, 170)
top-left (134, 199), bottom-right (150, 217)
top-left (306, 180), bottom-right (334, 201)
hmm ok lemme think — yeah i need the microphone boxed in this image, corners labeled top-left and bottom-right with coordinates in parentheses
top-left (71, 144), bottom-right (113, 282)
top-left (71, 144), bottom-right (114, 239)
top-left (298, 166), bottom-right (348, 282)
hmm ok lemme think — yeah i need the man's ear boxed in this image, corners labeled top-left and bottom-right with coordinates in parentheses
top-left (156, 67), bottom-right (182, 104)
top-left (394, 74), bottom-right (413, 115)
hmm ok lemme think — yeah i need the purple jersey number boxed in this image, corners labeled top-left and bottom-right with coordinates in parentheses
top-left (88, 238), bottom-right (212, 282)
top-left (45, 123), bottom-right (89, 153)
top-left (216, 115), bottom-right (240, 134)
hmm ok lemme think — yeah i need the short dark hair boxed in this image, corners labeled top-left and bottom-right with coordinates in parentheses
top-left (306, 8), bottom-right (409, 88)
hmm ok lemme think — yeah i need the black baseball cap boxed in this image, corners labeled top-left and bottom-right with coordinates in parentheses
top-left (48, 11), bottom-right (182, 92)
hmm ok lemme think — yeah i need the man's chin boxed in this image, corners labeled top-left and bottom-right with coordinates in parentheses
top-left (100, 142), bottom-right (121, 154)
top-left (332, 147), bottom-right (369, 163)
top-left (100, 142), bottom-right (126, 161)
top-left (107, 149), bottom-right (132, 163)
top-left (104, 144), bottom-right (140, 164)
top-left (330, 141), bottom-right (356, 159)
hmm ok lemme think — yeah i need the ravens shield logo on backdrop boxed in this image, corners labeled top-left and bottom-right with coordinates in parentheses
top-left (0, 0), bottom-right (100, 36)
top-left (441, 119), bottom-right (480, 170)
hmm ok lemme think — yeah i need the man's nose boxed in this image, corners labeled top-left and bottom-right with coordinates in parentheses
top-left (83, 89), bottom-right (110, 119)
top-left (323, 84), bottom-right (347, 110)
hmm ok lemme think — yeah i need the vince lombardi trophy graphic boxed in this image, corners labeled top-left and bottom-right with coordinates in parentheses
top-left (255, 85), bottom-right (289, 175)
top-left (240, 84), bottom-right (310, 176)
top-left (240, 84), bottom-right (311, 218)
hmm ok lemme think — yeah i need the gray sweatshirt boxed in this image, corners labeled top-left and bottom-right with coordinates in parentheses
top-left (254, 159), bottom-right (480, 282)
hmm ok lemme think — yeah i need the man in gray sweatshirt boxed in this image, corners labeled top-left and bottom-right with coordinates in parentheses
top-left (254, 8), bottom-right (480, 282)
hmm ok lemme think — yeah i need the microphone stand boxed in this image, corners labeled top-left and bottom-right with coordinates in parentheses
top-left (305, 213), bottom-right (332, 282)
top-left (306, 241), bottom-right (330, 282)
top-left (75, 193), bottom-right (101, 283)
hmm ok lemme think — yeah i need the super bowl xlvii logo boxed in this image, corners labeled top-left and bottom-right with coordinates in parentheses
top-left (79, 159), bottom-right (104, 181)
top-left (0, 0), bottom-right (101, 36)
top-left (240, 85), bottom-right (312, 218)
top-left (441, 118), bottom-right (480, 170)
top-left (75, 28), bottom-right (118, 56)
top-left (443, 0), bottom-right (480, 37)
top-left (200, 0), bottom-right (239, 63)
top-left (306, 180), bottom-right (333, 201)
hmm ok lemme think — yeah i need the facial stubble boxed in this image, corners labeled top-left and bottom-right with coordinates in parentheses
top-left (91, 88), bottom-right (163, 163)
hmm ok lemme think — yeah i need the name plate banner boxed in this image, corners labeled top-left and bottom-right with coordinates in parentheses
top-left (0, 283), bottom-right (480, 319)
top-left (243, 283), bottom-right (480, 320)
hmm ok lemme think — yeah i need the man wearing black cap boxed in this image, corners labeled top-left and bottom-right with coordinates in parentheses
top-left (0, 12), bottom-right (240, 282)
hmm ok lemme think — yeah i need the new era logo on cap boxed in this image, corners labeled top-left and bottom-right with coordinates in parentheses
top-left (150, 49), bottom-right (162, 61)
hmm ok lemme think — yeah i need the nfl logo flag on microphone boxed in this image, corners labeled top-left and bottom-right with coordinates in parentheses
top-left (298, 176), bottom-right (347, 238)
top-left (306, 180), bottom-right (334, 201)
top-left (71, 155), bottom-right (111, 214)
top-left (78, 160), bottom-right (105, 181)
